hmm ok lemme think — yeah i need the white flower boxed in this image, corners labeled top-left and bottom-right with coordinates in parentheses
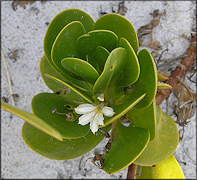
top-left (74, 102), bottom-right (115, 134)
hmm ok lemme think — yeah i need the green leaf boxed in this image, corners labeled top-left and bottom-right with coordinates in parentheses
top-left (102, 93), bottom-right (146, 127)
top-left (134, 107), bottom-right (179, 166)
top-left (61, 57), bottom-right (99, 84)
top-left (1, 101), bottom-right (63, 141)
top-left (103, 121), bottom-right (150, 174)
top-left (136, 155), bottom-right (185, 179)
top-left (118, 37), bottom-right (140, 86)
top-left (130, 49), bottom-right (157, 109)
top-left (77, 30), bottom-right (118, 69)
top-left (45, 74), bottom-right (94, 104)
top-left (77, 29), bottom-right (118, 57)
top-left (51, 21), bottom-right (86, 79)
top-left (127, 100), bottom-right (156, 141)
top-left (93, 47), bottom-right (127, 95)
top-left (41, 55), bottom-right (92, 92)
top-left (22, 122), bottom-right (111, 160)
top-left (31, 93), bottom-right (90, 139)
top-left (94, 13), bottom-right (138, 53)
top-left (44, 9), bottom-right (94, 67)
top-left (40, 55), bottom-right (91, 104)
top-left (96, 46), bottom-right (110, 72)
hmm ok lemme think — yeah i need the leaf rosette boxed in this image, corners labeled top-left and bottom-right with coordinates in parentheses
top-left (1, 9), bottom-right (181, 176)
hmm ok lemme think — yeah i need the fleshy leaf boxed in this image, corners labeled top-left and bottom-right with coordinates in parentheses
top-left (51, 21), bottom-right (86, 77)
top-left (45, 74), bottom-right (94, 104)
top-left (93, 47), bottom-right (127, 95)
top-left (61, 57), bottom-right (99, 84)
top-left (102, 93), bottom-right (146, 127)
top-left (127, 100), bottom-right (156, 141)
top-left (136, 155), bottom-right (185, 179)
top-left (40, 55), bottom-right (88, 104)
top-left (103, 121), bottom-right (150, 174)
top-left (77, 29), bottom-right (118, 69)
top-left (1, 101), bottom-right (63, 141)
top-left (94, 13), bottom-right (138, 53)
top-left (44, 9), bottom-right (94, 67)
top-left (134, 106), bottom-right (179, 166)
top-left (130, 49), bottom-right (157, 108)
top-left (96, 46), bottom-right (110, 72)
top-left (118, 37), bottom-right (140, 86)
top-left (31, 93), bottom-right (90, 139)
top-left (22, 122), bottom-right (111, 160)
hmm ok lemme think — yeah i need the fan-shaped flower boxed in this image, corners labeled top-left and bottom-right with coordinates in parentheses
top-left (74, 103), bottom-right (115, 134)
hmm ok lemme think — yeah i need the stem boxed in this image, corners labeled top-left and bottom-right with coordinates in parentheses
top-left (127, 163), bottom-right (137, 179)
top-left (156, 34), bottom-right (196, 105)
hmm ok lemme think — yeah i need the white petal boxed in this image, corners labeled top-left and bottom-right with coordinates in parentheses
top-left (74, 104), bottom-right (96, 114)
top-left (102, 106), bottom-right (115, 117)
top-left (90, 119), bottom-right (99, 134)
top-left (78, 111), bottom-right (95, 125)
top-left (94, 111), bottom-right (104, 126)
top-left (97, 93), bottom-right (104, 102)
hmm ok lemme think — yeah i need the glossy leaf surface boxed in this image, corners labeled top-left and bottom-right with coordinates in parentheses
top-left (134, 107), bottom-right (179, 166)
top-left (96, 46), bottom-right (110, 72)
top-left (45, 74), bottom-right (94, 104)
top-left (102, 93), bottom-right (146, 127)
top-left (136, 155), bottom-right (185, 179)
top-left (51, 21), bottom-right (86, 76)
top-left (93, 47), bottom-right (127, 95)
top-left (44, 9), bottom-right (94, 66)
top-left (22, 122), bottom-right (111, 160)
top-left (94, 13), bottom-right (138, 53)
top-left (128, 100), bottom-right (156, 141)
top-left (131, 49), bottom-right (157, 108)
top-left (40, 56), bottom-right (91, 104)
top-left (118, 37), bottom-right (140, 86)
top-left (1, 101), bottom-right (63, 141)
top-left (77, 30), bottom-right (118, 57)
top-left (61, 57), bottom-right (99, 83)
top-left (31, 93), bottom-right (90, 139)
top-left (103, 121), bottom-right (150, 174)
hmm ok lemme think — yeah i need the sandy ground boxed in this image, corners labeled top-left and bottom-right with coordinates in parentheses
top-left (1, 1), bottom-right (196, 179)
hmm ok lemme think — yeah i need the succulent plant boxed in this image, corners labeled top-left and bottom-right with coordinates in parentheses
top-left (1, 9), bottom-right (184, 178)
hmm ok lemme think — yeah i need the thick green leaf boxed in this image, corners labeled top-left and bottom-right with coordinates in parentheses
top-left (77, 30), bottom-right (118, 70)
top-left (41, 55), bottom-right (92, 92)
top-left (96, 46), bottom-right (110, 72)
top-left (40, 55), bottom-right (91, 104)
top-left (94, 13), bottom-right (138, 53)
top-left (51, 21), bottom-right (86, 79)
top-left (136, 155), bottom-right (185, 179)
top-left (22, 122), bottom-right (111, 160)
top-left (45, 74), bottom-right (94, 104)
top-left (134, 107), bottom-right (179, 166)
top-left (130, 49), bottom-right (157, 108)
top-left (118, 37), bottom-right (140, 86)
top-left (127, 100), bottom-right (156, 141)
top-left (1, 101), bottom-right (63, 141)
top-left (103, 121), bottom-right (150, 174)
top-left (61, 57), bottom-right (99, 83)
top-left (102, 93), bottom-right (146, 127)
top-left (77, 29), bottom-right (118, 57)
top-left (93, 47), bottom-right (127, 95)
top-left (44, 9), bottom-right (94, 67)
top-left (31, 93), bottom-right (90, 139)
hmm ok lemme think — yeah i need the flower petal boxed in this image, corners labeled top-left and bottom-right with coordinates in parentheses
top-left (102, 106), bottom-right (115, 117)
top-left (78, 111), bottom-right (95, 125)
top-left (90, 119), bottom-right (99, 134)
top-left (95, 111), bottom-right (104, 126)
top-left (74, 103), bottom-right (96, 114)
